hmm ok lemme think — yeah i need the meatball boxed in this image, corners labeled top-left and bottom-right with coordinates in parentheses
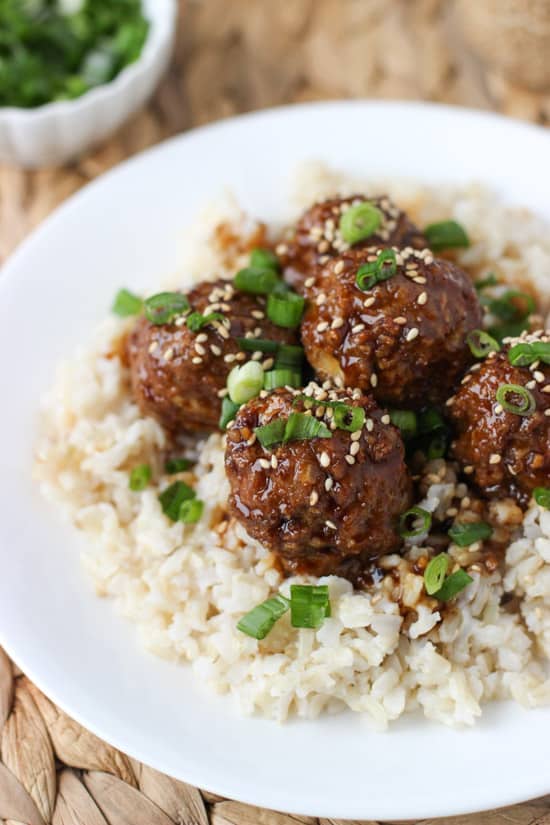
top-left (300, 246), bottom-right (483, 408)
top-left (225, 384), bottom-right (412, 579)
top-left (277, 194), bottom-right (427, 292)
top-left (448, 332), bottom-right (550, 503)
top-left (128, 280), bottom-right (297, 433)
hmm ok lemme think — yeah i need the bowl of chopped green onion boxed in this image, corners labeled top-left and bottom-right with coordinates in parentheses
top-left (0, 0), bottom-right (177, 168)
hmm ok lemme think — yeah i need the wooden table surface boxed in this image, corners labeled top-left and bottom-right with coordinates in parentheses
top-left (1, 1), bottom-right (550, 823)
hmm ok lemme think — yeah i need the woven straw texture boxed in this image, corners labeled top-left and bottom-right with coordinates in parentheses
top-left (1, 1), bottom-right (550, 822)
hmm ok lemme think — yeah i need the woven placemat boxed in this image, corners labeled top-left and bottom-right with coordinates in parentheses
top-left (2, 2), bottom-right (550, 823)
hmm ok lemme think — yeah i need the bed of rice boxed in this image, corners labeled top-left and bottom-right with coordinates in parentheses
top-left (34, 164), bottom-right (550, 728)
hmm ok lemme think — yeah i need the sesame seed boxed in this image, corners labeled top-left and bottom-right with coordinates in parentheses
top-left (251, 351), bottom-right (262, 361)
top-left (276, 243), bottom-right (288, 256)
top-left (163, 347), bottom-right (174, 361)
top-left (334, 376), bottom-right (344, 388)
top-left (217, 388), bottom-right (228, 398)
top-left (325, 520), bottom-right (337, 530)
top-left (148, 341), bottom-right (158, 353)
top-left (542, 385), bottom-right (550, 394)
top-left (446, 507), bottom-right (458, 517)
top-left (334, 260), bottom-right (345, 275)
top-left (489, 454), bottom-right (501, 465)
top-left (332, 317), bottom-right (345, 329)
top-left (224, 353), bottom-right (236, 363)
top-left (320, 451), bottom-right (330, 468)
top-left (304, 277), bottom-right (315, 288)
top-left (394, 316), bottom-right (407, 325)
top-left (271, 455), bottom-right (278, 469)
top-left (325, 477), bottom-right (334, 491)
top-left (316, 293), bottom-right (327, 306)
top-left (350, 441), bottom-right (360, 456)
top-left (370, 373), bottom-right (378, 388)
top-left (310, 491), bottom-right (319, 506)
top-left (445, 396), bottom-right (455, 406)
top-left (195, 343), bottom-right (206, 356)
top-left (352, 323), bottom-right (365, 334)
top-left (406, 328), bottom-right (419, 342)
top-left (251, 310), bottom-right (265, 320)
top-left (317, 321), bottom-right (329, 333)
top-left (318, 240), bottom-right (329, 253)
top-left (351, 430), bottom-right (362, 441)
top-left (381, 414), bottom-right (391, 425)
top-left (363, 296), bottom-right (376, 308)
top-left (495, 403), bottom-right (503, 414)
top-left (262, 358), bottom-right (274, 370)
top-left (534, 371), bottom-right (545, 383)
top-left (417, 292), bottom-right (428, 305)
top-left (192, 356), bottom-right (203, 365)
top-left (366, 418), bottom-right (374, 432)
top-left (345, 455), bottom-right (356, 465)
top-left (259, 458), bottom-right (270, 469)
top-left (545, 409), bottom-right (550, 417)
top-left (464, 465), bottom-right (474, 474)
top-left (526, 380), bottom-right (537, 390)
top-left (218, 325), bottom-right (230, 339)
top-left (413, 276), bottom-right (427, 284)
top-left (246, 434), bottom-right (257, 446)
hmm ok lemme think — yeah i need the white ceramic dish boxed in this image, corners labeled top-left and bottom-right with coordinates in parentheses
top-left (1, 101), bottom-right (550, 821)
top-left (0, 0), bottom-right (176, 168)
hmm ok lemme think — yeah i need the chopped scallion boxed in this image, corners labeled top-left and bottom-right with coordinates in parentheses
top-left (294, 395), bottom-right (365, 432)
top-left (339, 202), bottom-right (382, 245)
top-left (144, 292), bottom-right (190, 325)
top-left (129, 464), bottom-right (151, 491)
top-left (389, 409), bottom-right (418, 440)
top-left (112, 288), bottom-right (143, 317)
top-left (263, 369), bottom-right (301, 391)
top-left (236, 337), bottom-right (280, 354)
top-left (266, 291), bottom-right (305, 328)
top-left (237, 594), bottom-right (290, 640)
top-left (508, 341), bottom-right (550, 367)
top-left (399, 506), bottom-right (432, 538)
top-left (433, 569), bottom-right (473, 601)
top-left (424, 220), bottom-right (469, 251)
top-left (283, 412), bottom-right (332, 442)
top-left (275, 344), bottom-right (304, 370)
top-left (254, 419), bottom-right (287, 449)
top-left (250, 248), bottom-right (280, 271)
top-left (165, 458), bottom-right (193, 474)
top-left (448, 521), bottom-right (492, 547)
top-left (234, 267), bottom-right (282, 295)
top-left (227, 361), bottom-right (264, 405)
top-left (356, 249), bottom-right (397, 291)
top-left (467, 329), bottom-right (500, 359)
top-left (290, 584), bottom-right (331, 629)
top-left (219, 397), bottom-right (241, 430)
top-left (186, 311), bottom-right (225, 332)
top-left (475, 273), bottom-right (498, 291)
top-left (158, 481), bottom-right (195, 522)
top-left (179, 498), bottom-right (204, 524)
top-left (534, 488), bottom-right (550, 510)
top-left (495, 383), bottom-right (536, 416)
top-left (424, 553), bottom-right (449, 596)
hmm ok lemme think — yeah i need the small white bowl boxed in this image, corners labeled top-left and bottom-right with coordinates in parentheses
top-left (0, 0), bottom-right (177, 168)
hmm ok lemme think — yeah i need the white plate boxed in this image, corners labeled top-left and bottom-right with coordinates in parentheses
top-left (1, 102), bottom-right (550, 821)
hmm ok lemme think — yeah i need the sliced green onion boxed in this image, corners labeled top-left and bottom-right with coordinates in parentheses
top-left (129, 464), bottom-right (151, 491)
top-left (534, 488), bottom-right (550, 510)
top-left (484, 290), bottom-right (535, 323)
top-left (165, 458), bottom-right (193, 474)
top-left (448, 521), bottom-right (492, 547)
top-left (294, 395), bottom-right (365, 432)
top-left (356, 249), bottom-right (397, 291)
top-left (339, 202), bottom-right (382, 245)
top-left (219, 397), bottom-right (241, 430)
top-left (237, 594), bottom-right (290, 640)
top-left (489, 319), bottom-right (530, 344)
top-left (237, 337), bottom-right (280, 354)
top-left (389, 409), bottom-right (418, 440)
top-left (418, 408), bottom-right (446, 434)
top-left (255, 420), bottom-right (287, 449)
top-left (144, 292), bottom-right (190, 325)
top-left (333, 404), bottom-right (365, 432)
top-left (290, 584), bottom-right (331, 629)
top-left (424, 553), bottom-right (449, 596)
top-left (467, 329), bottom-right (500, 359)
top-left (399, 507), bottom-right (432, 538)
top-left (275, 345), bottom-right (304, 370)
top-left (267, 291), bottom-right (305, 328)
top-left (112, 288), bottom-right (143, 317)
top-left (495, 383), bottom-right (536, 416)
top-left (263, 370), bottom-right (301, 390)
top-left (227, 361), bottom-right (264, 405)
top-left (424, 220), bottom-right (469, 251)
top-left (234, 266), bottom-right (282, 295)
top-left (179, 498), bottom-right (204, 524)
top-left (158, 481), bottom-right (195, 522)
top-left (475, 273), bottom-right (498, 291)
top-left (508, 341), bottom-right (550, 367)
top-left (186, 311), bottom-right (225, 332)
top-left (250, 248), bottom-right (280, 271)
top-left (283, 412), bottom-right (332, 442)
top-left (433, 569), bottom-right (473, 601)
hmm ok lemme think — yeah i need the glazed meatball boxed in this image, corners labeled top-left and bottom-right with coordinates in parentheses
top-left (277, 194), bottom-right (427, 292)
top-left (448, 332), bottom-right (550, 503)
top-left (128, 280), bottom-right (297, 433)
top-left (225, 384), bottom-right (412, 579)
top-left (300, 246), bottom-right (483, 408)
